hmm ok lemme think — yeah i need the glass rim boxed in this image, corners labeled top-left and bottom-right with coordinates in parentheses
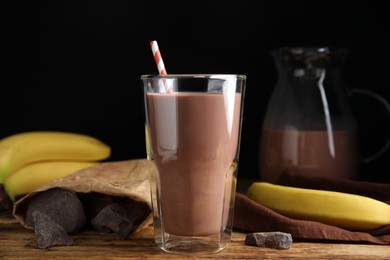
top-left (141, 74), bottom-right (246, 80)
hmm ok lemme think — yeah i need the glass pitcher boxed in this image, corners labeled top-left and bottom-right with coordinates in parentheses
top-left (259, 47), bottom-right (390, 183)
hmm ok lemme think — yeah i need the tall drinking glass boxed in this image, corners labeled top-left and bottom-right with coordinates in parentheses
top-left (142, 74), bottom-right (246, 254)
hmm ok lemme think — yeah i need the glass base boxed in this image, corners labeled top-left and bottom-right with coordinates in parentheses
top-left (158, 234), bottom-right (228, 255)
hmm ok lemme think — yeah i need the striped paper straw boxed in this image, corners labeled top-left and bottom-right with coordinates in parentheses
top-left (150, 40), bottom-right (171, 93)
top-left (150, 40), bottom-right (167, 75)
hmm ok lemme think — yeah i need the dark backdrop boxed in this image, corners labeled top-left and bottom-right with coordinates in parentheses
top-left (1, 1), bottom-right (389, 182)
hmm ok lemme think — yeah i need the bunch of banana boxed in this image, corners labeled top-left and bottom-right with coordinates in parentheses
top-left (247, 182), bottom-right (390, 231)
top-left (0, 131), bottom-right (111, 207)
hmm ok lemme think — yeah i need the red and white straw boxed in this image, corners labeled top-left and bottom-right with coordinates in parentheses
top-left (150, 40), bottom-right (171, 93)
top-left (150, 40), bottom-right (167, 75)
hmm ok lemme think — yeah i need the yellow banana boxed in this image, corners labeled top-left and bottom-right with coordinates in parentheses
top-left (247, 182), bottom-right (390, 231)
top-left (0, 131), bottom-right (111, 184)
top-left (4, 161), bottom-right (98, 201)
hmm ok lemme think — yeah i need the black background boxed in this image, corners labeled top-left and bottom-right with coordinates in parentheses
top-left (1, 1), bottom-right (389, 183)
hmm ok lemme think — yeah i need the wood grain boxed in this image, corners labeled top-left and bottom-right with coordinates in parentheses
top-left (1, 211), bottom-right (389, 259)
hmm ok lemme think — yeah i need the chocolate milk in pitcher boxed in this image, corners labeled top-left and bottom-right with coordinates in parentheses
top-left (260, 128), bottom-right (358, 183)
top-left (259, 47), bottom-right (361, 182)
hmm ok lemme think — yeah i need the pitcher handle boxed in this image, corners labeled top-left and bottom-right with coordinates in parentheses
top-left (350, 89), bottom-right (390, 163)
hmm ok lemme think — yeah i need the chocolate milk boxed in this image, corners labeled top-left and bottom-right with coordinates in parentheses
top-left (259, 128), bottom-right (358, 183)
top-left (146, 92), bottom-right (241, 236)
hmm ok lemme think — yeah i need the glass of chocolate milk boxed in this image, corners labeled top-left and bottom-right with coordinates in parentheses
top-left (142, 74), bottom-right (246, 254)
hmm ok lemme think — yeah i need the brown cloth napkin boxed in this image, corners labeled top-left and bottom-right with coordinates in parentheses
top-left (233, 170), bottom-right (390, 245)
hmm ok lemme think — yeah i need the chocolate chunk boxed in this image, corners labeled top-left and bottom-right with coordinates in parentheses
top-left (91, 203), bottom-right (133, 239)
top-left (25, 188), bottom-right (86, 233)
top-left (245, 232), bottom-right (292, 249)
top-left (32, 210), bottom-right (74, 249)
top-left (85, 195), bottom-right (149, 239)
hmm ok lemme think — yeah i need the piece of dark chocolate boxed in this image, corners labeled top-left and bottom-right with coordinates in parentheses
top-left (245, 231), bottom-right (293, 250)
top-left (25, 188), bottom-right (86, 233)
top-left (91, 203), bottom-right (133, 239)
top-left (32, 210), bottom-right (74, 249)
top-left (82, 194), bottom-right (149, 239)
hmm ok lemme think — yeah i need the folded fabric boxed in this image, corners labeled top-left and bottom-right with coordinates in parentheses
top-left (278, 171), bottom-right (390, 203)
top-left (233, 171), bottom-right (390, 245)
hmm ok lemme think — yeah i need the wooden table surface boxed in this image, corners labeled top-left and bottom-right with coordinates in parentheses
top-left (1, 210), bottom-right (389, 260)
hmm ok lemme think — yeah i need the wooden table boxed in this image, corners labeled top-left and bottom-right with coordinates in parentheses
top-left (1, 211), bottom-right (389, 259)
